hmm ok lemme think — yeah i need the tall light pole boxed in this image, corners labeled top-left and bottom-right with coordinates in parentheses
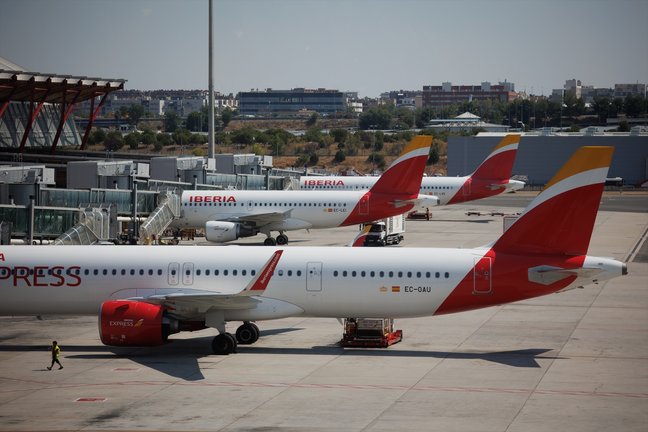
top-left (208, 0), bottom-right (215, 159)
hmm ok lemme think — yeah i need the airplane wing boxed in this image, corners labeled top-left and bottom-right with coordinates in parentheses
top-left (224, 210), bottom-right (291, 227)
top-left (131, 250), bottom-right (283, 318)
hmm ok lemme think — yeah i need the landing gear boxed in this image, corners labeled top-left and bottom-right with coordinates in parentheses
top-left (276, 233), bottom-right (288, 245)
top-left (211, 332), bottom-right (238, 355)
top-left (236, 322), bottom-right (260, 344)
top-left (263, 237), bottom-right (276, 246)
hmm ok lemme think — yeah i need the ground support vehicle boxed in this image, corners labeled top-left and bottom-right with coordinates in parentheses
top-left (340, 318), bottom-right (403, 348)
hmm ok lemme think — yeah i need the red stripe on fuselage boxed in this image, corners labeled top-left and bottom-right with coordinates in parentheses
top-left (435, 250), bottom-right (586, 315)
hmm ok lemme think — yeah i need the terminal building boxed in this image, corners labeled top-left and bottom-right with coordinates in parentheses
top-left (448, 130), bottom-right (648, 186)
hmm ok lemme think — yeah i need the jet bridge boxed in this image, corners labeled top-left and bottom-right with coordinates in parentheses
top-left (138, 191), bottom-right (181, 245)
top-left (53, 205), bottom-right (117, 245)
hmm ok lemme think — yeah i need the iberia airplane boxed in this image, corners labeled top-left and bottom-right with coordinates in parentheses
top-left (171, 136), bottom-right (435, 245)
top-left (0, 146), bottom-right (626, 355)
top-left (300, 134), bottom-right (525, 208)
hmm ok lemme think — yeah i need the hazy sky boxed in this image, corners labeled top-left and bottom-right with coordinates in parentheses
top-left (1, 0), bottom-right (646, 97)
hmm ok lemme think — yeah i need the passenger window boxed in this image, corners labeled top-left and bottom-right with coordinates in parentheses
top-left (389, 271), bottom-right (393, 277)
top-left (407, 271), bottom-right (412, 278)
top-left (196, 269), bottom-right (201, 276)
top-left (361, 271), bottom-right (366, 277)
top-left (334, 270), bottom-right (338, 277)
top-left (343, 271), bottom-right (348, 277)
top-left (205, 270), bottom-right (210, 276)
top-left (426, 272), bottom-right (430, 278)
top-left (148, 269), bottom-right (154, 276)
top-left (398, 271), bottom-right (403, 277)
top-left (242, 270), bottom-right (247, 276)
top-left (251, 270), bottom-right (256, 276)
top-left (444, 272), bottom-right (450, 278)
top-left (370, 271), bottom-right (375, 277)
top-left (224, 270), bottom-right (228, 276)
top-left (435, 272), bottom-right (440, 278)
top-left (379, 271), bottom-right (384, 277)
top-left (93, 269), bottom-right (99, 275)
top-left (278, 269), bottom-right (284, 276)
top-left (288, 270), bottom-right (293, 276)
top-left (297, 270), bottom-right (302, 276)
top-left (130, 269), bottom-right (135, 275)
top-left (157, 269), bottom-right (163, 276)
top-left (416, 272), bottom-right (421, 278)
top-left (121, 269), bottom-right (126, 276)
top-left (233, 270), bottom-right (237, 276)
top-left (352, 271), bottom-right (356, 277)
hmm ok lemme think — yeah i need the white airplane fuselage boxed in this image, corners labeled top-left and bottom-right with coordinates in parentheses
top-left (173, 190), bottom-right (375, 230)
top-left (300, 176), bottom-right (525, 206)
top-left (0, 246), bottom-right (622, 319)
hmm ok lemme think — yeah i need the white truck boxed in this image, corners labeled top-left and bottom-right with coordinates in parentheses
top-left (361, 214), bottom-right (405, 246)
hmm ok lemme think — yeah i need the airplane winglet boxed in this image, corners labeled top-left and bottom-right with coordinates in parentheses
top-left (242, 250), bottom-right (284, 294)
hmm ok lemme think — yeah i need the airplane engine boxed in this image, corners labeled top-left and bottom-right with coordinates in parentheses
top-left (204, 221), bottom-right (256, 243)
top-left (99, 300), bottom-right (179, 347)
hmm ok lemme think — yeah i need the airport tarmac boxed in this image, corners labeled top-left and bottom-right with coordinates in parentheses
top-left (0, 197), bottom-right (646, 432)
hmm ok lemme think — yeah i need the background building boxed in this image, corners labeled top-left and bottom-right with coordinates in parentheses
top-left (238, 88), bottom-right (345, 116)
top-left (422, 81), bottom-right (517, 109)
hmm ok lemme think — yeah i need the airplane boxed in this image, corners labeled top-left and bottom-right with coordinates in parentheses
top-left (171, 136), bottom-right (436, 245)
top-left (0, 146), bottom-right (626, 355)
top-left (299, 134), bottom-right (525, 208)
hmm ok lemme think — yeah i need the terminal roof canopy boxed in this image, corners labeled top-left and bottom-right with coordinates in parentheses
top-left (0, 69), bottom-right (126, 104)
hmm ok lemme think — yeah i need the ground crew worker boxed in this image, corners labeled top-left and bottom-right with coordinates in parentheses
top-left (47, 340), bottom-right (63, 370)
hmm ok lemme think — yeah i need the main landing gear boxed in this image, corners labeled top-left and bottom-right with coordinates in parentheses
top-left (263, 232), bottom-right (288, 246)
top-left (211, 322), bottom-right (260, 355)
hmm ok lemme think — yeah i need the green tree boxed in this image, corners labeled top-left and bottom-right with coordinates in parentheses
top-left (104, 131), bottom-right (124, 151)
top-left (141, 129), bottom-right (157, 145)
top-left (333, 150), bottom-right (346, 163)
top-left (330, 128), bottom-right (348, 144)
top-left (231, 126), bottom-right (256, 145)
top-left (617, 120), bottom-right (630, 132)
top-left (624, 95), bottom-right (646, 117)
top-left (221, 107), bottom-right (235, 128)
top-left (124, 132), bottom-right (140, 150)
top-left (186, 112), bottom-right (204, 132)
top-left (304, 127), bottom-right (323, 143)
top-left (91, 128), bottom-right (106, 145)
top-left (367, 152), bottom-right (385, 169)
top-left (359, 106), bottom-right (392, 130)
top-left (305, 112), bottom-right (319, 127)
top-left (127, 104), bottom-right (145, 126)
top-left (592, 97), bottom-right (611, 123)
top-left (428, 143), bottom-right (440, 165)
top-left (157, 133), bottom-right (173, 146)
top-left (172, 128), bottom-right (191, 145)
top-left (164, 110), bottom-right (180, 133)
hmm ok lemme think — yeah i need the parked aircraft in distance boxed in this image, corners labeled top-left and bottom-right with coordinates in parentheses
top-left (0, 146), bottom-right (625, 355)
top-left (171, 136), bottom-right (435, 245)
top-left (300, 134), bottom-right (524, 209)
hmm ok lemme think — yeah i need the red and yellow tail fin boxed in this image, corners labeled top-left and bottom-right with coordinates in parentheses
top-left (369, 135), bottom-right (432, 196)
top-left (470, 134), bottom-right (521, 181)
top-left (493, 146), bottom-right (614, 256)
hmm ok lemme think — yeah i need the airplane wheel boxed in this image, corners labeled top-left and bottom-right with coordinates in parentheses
top-left (264, 237), bottom-right (276, 246)
top-left (236, 323), bottom-right (260, 344)
top-left (276, 234), bottom-right (288, 245)
top-left (211, 333), bottom-right (237, 355)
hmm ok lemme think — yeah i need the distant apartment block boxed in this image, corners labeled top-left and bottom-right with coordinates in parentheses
top-left (422, 81), bottom-right (517, 109)
top-left (551, 79), bottom-right (646, 103)
top-left (380, 90), bottom-right (423, 110)
top-left (238, 88), bottom-right (345, 116)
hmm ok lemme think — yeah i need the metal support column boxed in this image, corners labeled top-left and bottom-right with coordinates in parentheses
top-left (51, 84), bottom-right (82, 154)
top-left (18, 87), bottom-right (51, 152)
top-left (80, 91), bottom-right (109, 150)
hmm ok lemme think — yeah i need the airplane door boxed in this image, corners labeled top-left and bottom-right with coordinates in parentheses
top-left (168, 262), bottom-right (180, 285)
top-left (463, 178), bottom-right (472, 198)
top-left (182, 262), bottom-right (194, 286)
top-left (358, 195), bottom-right (369, 216)
top-left (306, 262), bottom-right (323, 292)
top-left (473, 257), bottom-right (491, 294)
